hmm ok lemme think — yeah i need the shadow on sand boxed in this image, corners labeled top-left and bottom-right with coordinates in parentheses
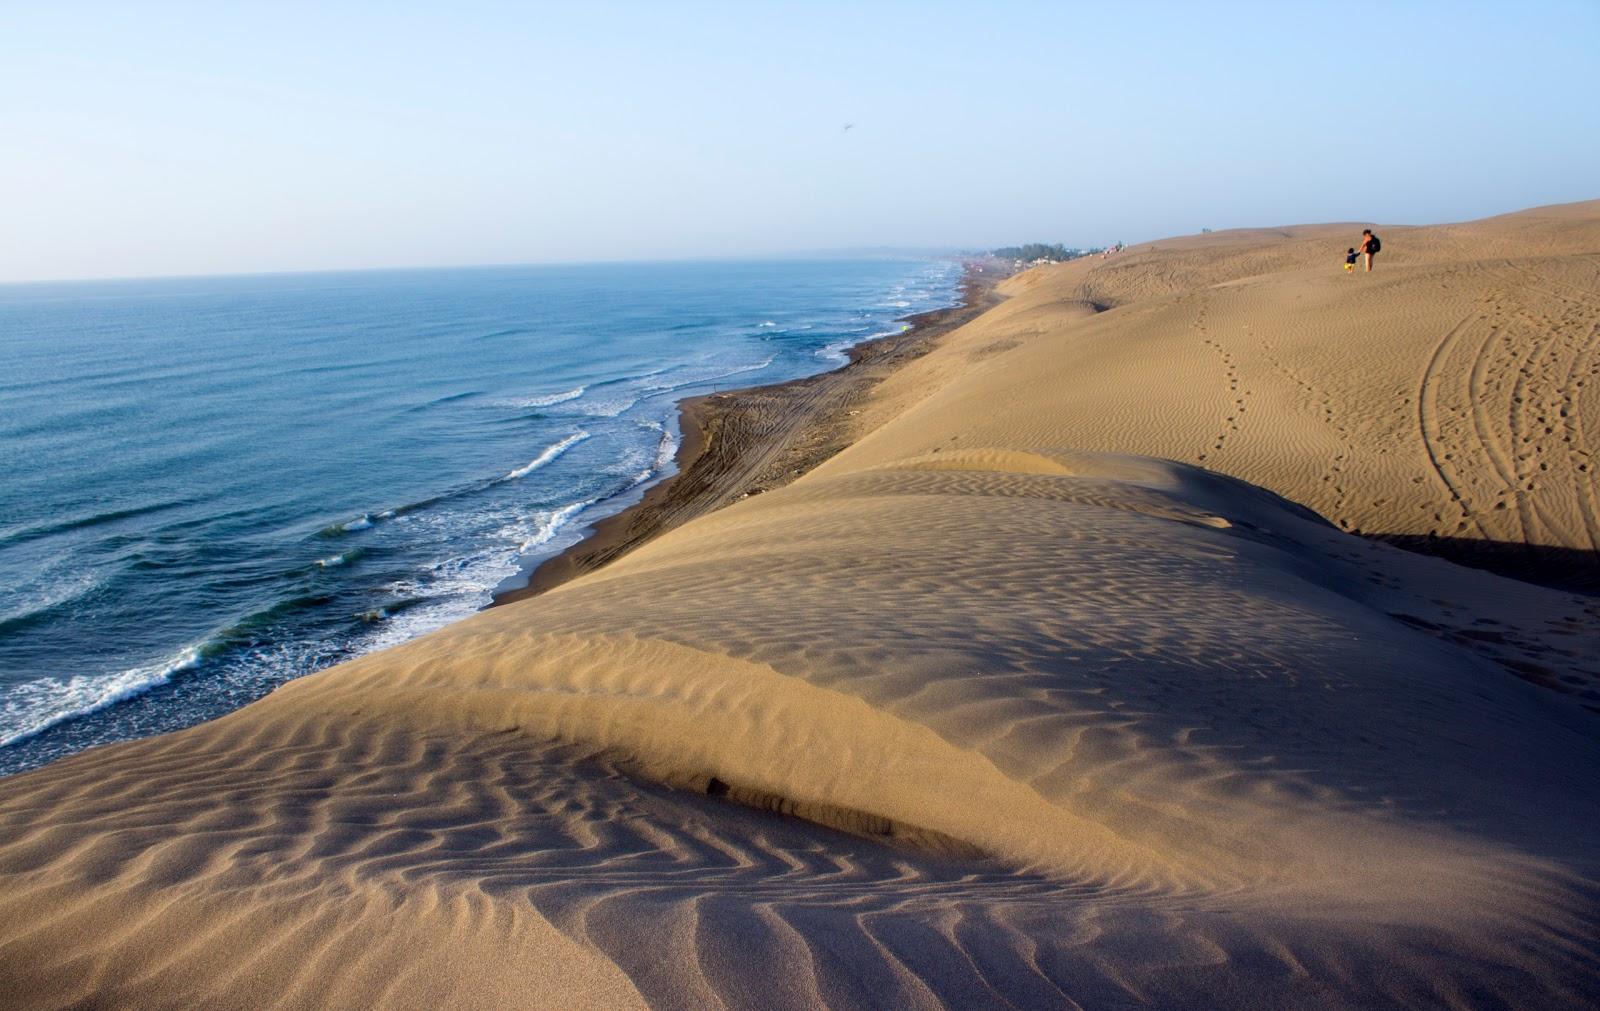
top-left (1375, 534), bottom-right (1600, 597)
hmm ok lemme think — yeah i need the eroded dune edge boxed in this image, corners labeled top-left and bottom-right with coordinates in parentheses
top-left (3, 202), bottom-right (1599, 1010)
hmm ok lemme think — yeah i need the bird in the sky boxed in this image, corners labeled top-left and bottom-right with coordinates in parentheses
top-left (842, 123), bottom-right (854, 132)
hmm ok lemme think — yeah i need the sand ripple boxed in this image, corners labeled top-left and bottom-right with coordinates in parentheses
top-left (4, 202), bottom-right (1600, 1008)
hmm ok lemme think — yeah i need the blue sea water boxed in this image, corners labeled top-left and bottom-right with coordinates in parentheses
top-left (0, 259), bottom-right (961, 774)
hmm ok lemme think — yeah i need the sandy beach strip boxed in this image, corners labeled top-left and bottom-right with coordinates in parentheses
top-left (497, 266), bottom-right (1004, 603)
top-left (1, 202), bottom-right (1598, 1010)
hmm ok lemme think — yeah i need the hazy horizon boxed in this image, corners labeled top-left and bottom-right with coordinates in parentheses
top-left (5, 2), bottom-right (1597, 283)
top-left (0, 247), bottom-right (982, 288)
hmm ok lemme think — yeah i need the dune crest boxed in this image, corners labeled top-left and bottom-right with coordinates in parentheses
top-left (3, 203), bottom-right (1600, 1009)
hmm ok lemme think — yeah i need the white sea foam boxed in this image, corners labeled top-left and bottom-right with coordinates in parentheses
top-left (647, 420), bottom-right (679, 471)
top-left (357, 547), bottom-right (514, 651)
top-left (578, 394), bottom-right (640, 418)
top-left (356, 578), bottom-right (490, 653)
top-left (652, 355), bottom-right (777, 394)
top-left (816, 324), bottom-right (908, 363)
top-left (0, 646), bottom-right (204, 748)
top-left (508, 386), bottom-right (587, 409)
top-left (351, 495), bottom-right (599, 654)
top-left (607, 419), bottom-right (681, 493)
top-left (816, 342), bottom-right (854, 364)
top-left (577, 357), bottom-right (777, 417)
top-left (499, 432), bottom-right (590, 482)
top-left (517, 500), bottom-right (593, 553)
top-left (0, 569), bottom-right (101, 629)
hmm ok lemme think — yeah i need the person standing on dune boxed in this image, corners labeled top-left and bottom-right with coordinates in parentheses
top-left (1357, 229), bottom-right (1381, 271)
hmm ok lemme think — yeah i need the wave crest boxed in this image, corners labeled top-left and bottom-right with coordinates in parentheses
top-left (499, 432), bottom-right (590, 483)
top-left (0, 647), bottom-right (204, 749)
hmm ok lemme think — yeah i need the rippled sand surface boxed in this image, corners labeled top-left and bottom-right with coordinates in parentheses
top-left (3, 202), bottom-right (1598, 1009)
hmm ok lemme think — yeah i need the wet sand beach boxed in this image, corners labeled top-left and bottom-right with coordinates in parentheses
top-left (498, 267), bottom-right (1004, 603)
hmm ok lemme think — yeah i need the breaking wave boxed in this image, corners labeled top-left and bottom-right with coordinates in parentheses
top-left (499, 432), bottom-right (591, 482)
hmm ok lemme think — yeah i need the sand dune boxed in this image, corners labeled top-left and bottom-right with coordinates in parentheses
top-left (3, 202), bottom-right (1598, 1009)
top-left (918, 201), bottom-right (1600, 586)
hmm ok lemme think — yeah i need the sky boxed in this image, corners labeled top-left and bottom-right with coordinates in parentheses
top-left (2, 1), bottom-right (1597, 282)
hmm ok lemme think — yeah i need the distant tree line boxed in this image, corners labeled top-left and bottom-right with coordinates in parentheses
top-left (991, 243), bottom-right (1084, 263)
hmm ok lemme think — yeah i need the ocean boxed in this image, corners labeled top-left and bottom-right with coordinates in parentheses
top-left (0, 258), bottom-right (961, 775)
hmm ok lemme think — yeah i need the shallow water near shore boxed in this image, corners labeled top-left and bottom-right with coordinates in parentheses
top-left (0, 258), bottom-right (960, 774)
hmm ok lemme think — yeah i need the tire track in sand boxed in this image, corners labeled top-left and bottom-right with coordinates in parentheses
top-left (1520, 256), bottom-right (1600, 551)
top-left (1559, 318), bottom-right (1600, 550)
top-left (1495, 258), bottom-right (1600, 549)
top-left (1417, 312), bottom-right (1490, 539)
top-left (1468, 308), bottom-right (1537, 542)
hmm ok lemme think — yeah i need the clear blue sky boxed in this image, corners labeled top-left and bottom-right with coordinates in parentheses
top-left (3, 1), bottom-right (1597, 281)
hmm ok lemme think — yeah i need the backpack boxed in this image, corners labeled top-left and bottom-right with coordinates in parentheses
top-left (1368, 234), bottom-right (1381, 253)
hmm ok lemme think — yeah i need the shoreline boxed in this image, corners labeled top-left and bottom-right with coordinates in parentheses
top-left (6, 203), bottom-right (1599, 1009)
top-left (0, 261), bottom-right (995, 778)
top-left (494, 263), bottom-right (1005, 605)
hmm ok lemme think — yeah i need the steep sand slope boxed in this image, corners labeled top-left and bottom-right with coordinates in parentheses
top-left (2, 204), bottom-right (1598, 1009)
